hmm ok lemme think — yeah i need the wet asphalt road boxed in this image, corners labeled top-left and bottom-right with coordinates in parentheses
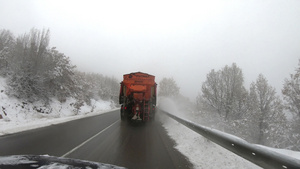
top-left (0, 109), bottom-right (193, 169)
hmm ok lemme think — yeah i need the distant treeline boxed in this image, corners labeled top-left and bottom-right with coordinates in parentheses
top-left (0, 28), bottom-right (119, 106)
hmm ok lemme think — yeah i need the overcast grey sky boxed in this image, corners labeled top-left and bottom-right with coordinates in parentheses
top-left (1, 0), bottom-right (300, 100)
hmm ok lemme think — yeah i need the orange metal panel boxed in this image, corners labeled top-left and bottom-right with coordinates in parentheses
top-left (121, 72), bottom-right (156, 101)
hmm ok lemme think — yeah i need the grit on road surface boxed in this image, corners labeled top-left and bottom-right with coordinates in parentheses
top-left (0, 110), bottom-right (193, 169)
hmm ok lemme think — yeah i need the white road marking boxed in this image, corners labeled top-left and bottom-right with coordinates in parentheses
top-left (61, 119), bottom-right (120, 157)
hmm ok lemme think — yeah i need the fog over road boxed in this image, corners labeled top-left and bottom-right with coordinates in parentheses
top-left (0, 110), bottom-right (192, 169)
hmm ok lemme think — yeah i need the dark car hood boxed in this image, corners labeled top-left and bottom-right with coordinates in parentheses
top-left (0, 155), bottom-right (126, 169)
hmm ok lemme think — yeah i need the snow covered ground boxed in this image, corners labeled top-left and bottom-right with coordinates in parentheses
top-left (0, 77), bottom-right (117, 136)
top-left (158, 97), bottom-right (300, 169)
top-left (163, 118), bottom-right (260, 169)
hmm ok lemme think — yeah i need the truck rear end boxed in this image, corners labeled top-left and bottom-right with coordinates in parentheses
top-left (119, 72), bottom-right (157, 122)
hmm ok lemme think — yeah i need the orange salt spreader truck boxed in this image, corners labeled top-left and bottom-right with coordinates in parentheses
top-left (119, 72), bottom-right (157, 122)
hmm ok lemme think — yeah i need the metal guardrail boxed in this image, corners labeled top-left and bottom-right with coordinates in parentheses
top-left (161, 110), bottom-right (300, 169)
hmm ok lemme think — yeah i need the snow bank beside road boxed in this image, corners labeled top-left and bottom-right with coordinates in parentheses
top-left (0, 106), bottom-right (117, 136)
top-left (162, 118), bottom-right (260, 169)
top-left (0, 77), bottom-right (117, 136)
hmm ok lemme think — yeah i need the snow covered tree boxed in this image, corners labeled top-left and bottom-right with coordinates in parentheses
top-left (0, 29), bottom-right (15, 75)
top-left (282, 60), bottom-right (300, 150)
top-left (74, 71), bottom-right (119, 105)
top-left (221, 63), bottom-right (247, 119)
top-left (101, 76), bottom-right (119, 102)
top-left (158, 77), bottom-right (180, 97)
top-left (282, 60), bottom-right (300, 117)
top-left (7, 28), bottom-right (51, 102)
top-left (0, 28), bottom-right (119, 115)
top-left (199, 63), bottom-right (247, 120)
top-left (199, 69), bottom-right (222, 114)
top-left (251, 74), bottom-right (288, 146)
top-left (6, 28), bottom-right (77, 103)
top-left (287, 118), bottom-right (300, 150)
top-left (44, 47), bottom-right (76, 102)
top-left (219, 83), bottom-right (260, 143)
top-left (198, 64), bottom-right (290, 148)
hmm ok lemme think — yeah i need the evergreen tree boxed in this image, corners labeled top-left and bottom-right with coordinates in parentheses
top-left (45, 47), bottom-right (76, 102)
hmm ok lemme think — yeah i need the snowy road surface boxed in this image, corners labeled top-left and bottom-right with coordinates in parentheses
top-left (0, 109), bottom-right (193, 169)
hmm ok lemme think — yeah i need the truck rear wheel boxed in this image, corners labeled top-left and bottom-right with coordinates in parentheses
top-left (120, 106), bottom-right (126, 121)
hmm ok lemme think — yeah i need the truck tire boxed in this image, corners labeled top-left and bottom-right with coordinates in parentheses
top-left (120, 106), bottom-right (125, 121)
